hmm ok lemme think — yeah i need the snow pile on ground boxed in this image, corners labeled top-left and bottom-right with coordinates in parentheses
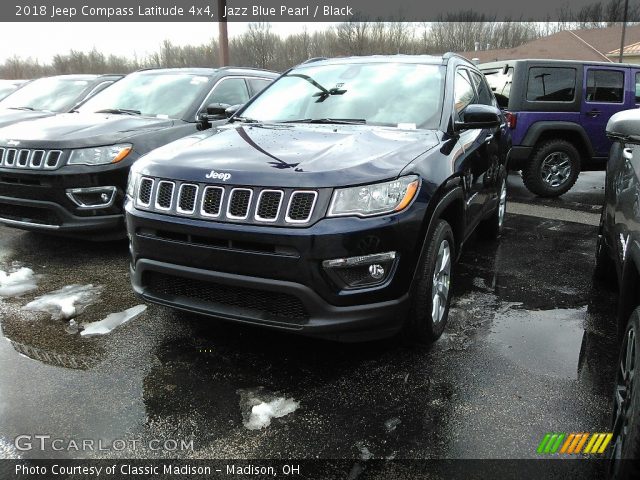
top-left (0, 267), bottom-right (37, 297)
top-left (81, 305), bottom-right (147, 336)
top-left (22, 284), bottom-right (102, 320)
top-left (238, 389), bottom-right (299, 430)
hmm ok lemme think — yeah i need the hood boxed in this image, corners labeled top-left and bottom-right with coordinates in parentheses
top-left (139, 123), bottom-right (440, 188)
top-left (0, 113), bottom-right (180, 149)
top-left (0, 109), bottom-right (55, 128)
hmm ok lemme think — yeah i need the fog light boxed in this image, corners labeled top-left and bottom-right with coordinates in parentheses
top-left (368, 264), bottom-right (385, 280)
top-left (66, 186), bottom-right (117, 209)
top-left (322, 251), bottom-right (396, 289)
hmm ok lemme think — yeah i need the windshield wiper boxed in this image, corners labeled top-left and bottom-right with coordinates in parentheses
top-left (95, 108), bottom-right (141, 115)
top-left (229, 116), bottom-right (259, 124)
top-left (282, 118), bottom-right (366, 125)
top-left (286, 74), bottom-right (347, 103)
top-left (8, 106), bottom-right (35, 111)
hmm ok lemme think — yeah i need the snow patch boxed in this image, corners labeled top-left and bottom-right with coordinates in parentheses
top-left (22, 284), bottom-right (102, 320)
top-left (238, 389), bottom-right (299, 430)
top-left (0, 267), bottom-right (37, 297)
top-left (0, 437), bottom-right (20, 459)
top-left (81, 305), bottom-right (147, 336)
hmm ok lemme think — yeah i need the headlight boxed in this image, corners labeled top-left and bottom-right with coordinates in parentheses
top-left (328, 176), bottom-right (420, 217)
top-left (126, 160), bottom-right (144, 198)
top-left (126, 170), bottom-right (140, 199)
top-left (67, 144), bottom-right (132, 166)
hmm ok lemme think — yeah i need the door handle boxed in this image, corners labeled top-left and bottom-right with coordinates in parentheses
top-left (623, 147), bottom-right (633, 160)
top-left (586, 110), bottom-right (601, 117)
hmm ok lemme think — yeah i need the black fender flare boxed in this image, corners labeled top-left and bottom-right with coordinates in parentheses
top-left (409, 184), bottom-right (466, 288)
top-left (618, 240), bottom-right (640, 336)
top-left (521, 121), bottom-right (594, 157)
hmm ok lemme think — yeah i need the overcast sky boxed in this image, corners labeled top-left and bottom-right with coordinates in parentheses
top-left (0, 22), bottom-right (334, 63)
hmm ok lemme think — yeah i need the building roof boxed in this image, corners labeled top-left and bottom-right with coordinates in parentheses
top-left (608, 40), bottom-right (640, 56)
top-left (458, 25), bottom-right (640, 64)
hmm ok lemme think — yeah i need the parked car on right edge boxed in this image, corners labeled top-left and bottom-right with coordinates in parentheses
top-left (480, 59), bottom-right (640, 197)
top-left (595, 108), bottom-right (640, 478)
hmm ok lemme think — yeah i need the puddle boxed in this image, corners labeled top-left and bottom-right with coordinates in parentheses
top-left (22, 284), bottom-right (102, 320)
top-left (487, 306), bottom-right (586, 379)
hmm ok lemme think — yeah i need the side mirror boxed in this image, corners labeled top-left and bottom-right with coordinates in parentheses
top-left (225, 104), bottom-right (242, 118)
top-left (455, 104), bottom-right (501, 131)
top-left (197, 102), bottom-right (233, 131)
top-left (206, 102), bottom-right (231, 119)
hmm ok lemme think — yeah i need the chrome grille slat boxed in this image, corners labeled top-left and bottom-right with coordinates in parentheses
top-left (286, 191), bottom-right (318, 223)
top-left (255, 190), bottom-right (283, 222)
top-left (227, 188), bottom-right (252, 220)
top-left (0, 147), bottom-right (63, 170)
top-left (155, 181), bottom-right (175, 211)
top-left (137, 178), bottom-right (154, 207)
top-left (201, 186), bottom-right (224, 217)
top-left (177, 184), bottom-right (198, 214)
top-left (135, 178), bottom-right (318, 226)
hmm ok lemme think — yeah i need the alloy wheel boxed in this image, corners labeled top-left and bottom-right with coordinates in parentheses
top-left (540, 152), bottom-right (572, 188)
top-left (431, 239), bottom-right (451, 324)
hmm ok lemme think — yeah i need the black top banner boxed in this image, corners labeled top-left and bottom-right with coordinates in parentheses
top-left (5, 0), bottom-right (640, 22)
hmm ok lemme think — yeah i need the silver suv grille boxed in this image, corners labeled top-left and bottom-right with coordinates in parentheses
top-left (136, 177), bottom-right (318, 225)
top-left (0, 147), bottom-right (63, 170)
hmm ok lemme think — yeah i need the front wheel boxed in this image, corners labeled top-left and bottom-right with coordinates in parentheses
top-left (522, 139), bottom-right (581, 197)
top-left (609, 307), bottom-right (640, 479)
top-left (403, 219), bottom-right (455, 344)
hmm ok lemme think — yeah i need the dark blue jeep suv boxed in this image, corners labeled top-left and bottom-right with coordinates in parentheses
top-left (125, 54), bottom-right (511, 342)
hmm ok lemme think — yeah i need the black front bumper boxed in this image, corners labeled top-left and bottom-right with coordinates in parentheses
top-left (126, 198), bottom-right (428, 341)
top-left (0, 165), bottom-right (128, 238)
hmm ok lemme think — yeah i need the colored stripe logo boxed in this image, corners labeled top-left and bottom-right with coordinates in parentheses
top-left (537, 433), bottom-right (612, 455)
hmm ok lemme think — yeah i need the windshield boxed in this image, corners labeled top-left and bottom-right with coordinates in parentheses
top-left (483, 67), bottom-right (513, 109)
top-left (78, 73), bottom-right (211, 119)
top-left (0, 77), bottom-right (91, 112)
top-left (0, 83), bottom-right (21, 101)
top-left (241, 63), bottom-right (445, 129)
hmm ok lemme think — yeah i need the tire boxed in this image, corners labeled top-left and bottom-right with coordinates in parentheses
top-left (402, 219), bottom-right (455, 344)
top-left (609, 307), bottom-right (640, 480)
top-left (477, 176), bottom-right (507, 240)
top-left (522, 139), bottom-right (581, 197)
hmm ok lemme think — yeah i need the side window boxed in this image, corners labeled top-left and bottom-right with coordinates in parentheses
top-left (470, 71), bottom-right (495, 106)
top-left (484, 67), bottom-right (513, 109)
top-left (205, 78), bottom-right (250, 106)
top-left (586, 69), bottom-right (624, 103)
top-left (527, 67), bottom-right (576, 102)
top-left (248, 78), bottom-right (272, 96)
top-left (84, 81), bottom-right (114, 101)
top-left (636, 72), bottom-right (640, 103)
top-left (454, 70), bottom-right (475, 115)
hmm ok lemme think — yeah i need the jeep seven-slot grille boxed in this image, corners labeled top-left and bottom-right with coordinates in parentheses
top-left (142, 271), bottom-right (309, 325)
top-left (136, 178), bottom-right (318, 225)
top-left (0, 147), bottom-right (63, 170)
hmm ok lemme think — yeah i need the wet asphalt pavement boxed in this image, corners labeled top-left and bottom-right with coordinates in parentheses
top-left (0, 172), bottom-right (621, 470)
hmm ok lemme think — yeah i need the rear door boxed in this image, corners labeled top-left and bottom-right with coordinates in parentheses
top-left (581, 66), bottom-right (627, 157)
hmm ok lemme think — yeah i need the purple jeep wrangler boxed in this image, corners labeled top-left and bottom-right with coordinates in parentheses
top-left (480, 59), bottom-right (640, 197)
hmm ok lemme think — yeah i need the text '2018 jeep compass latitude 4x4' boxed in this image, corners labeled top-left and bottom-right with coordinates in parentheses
top-left (126, 55), bottom-right (511, 342)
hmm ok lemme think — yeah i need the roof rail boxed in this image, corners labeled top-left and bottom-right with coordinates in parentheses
top-left (302, 57), bottom-right (327, 64)
top-left (217, 65), bottom-right (279, 73)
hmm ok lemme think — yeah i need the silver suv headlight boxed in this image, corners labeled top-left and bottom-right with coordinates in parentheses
top-left (328, 175), bottom-right (420, 217)
top-left (67, 144), bottom-right (132, 166)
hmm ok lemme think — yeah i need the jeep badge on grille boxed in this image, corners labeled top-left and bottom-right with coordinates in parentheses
top-left (205, 170), bottom-right (231, 181)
